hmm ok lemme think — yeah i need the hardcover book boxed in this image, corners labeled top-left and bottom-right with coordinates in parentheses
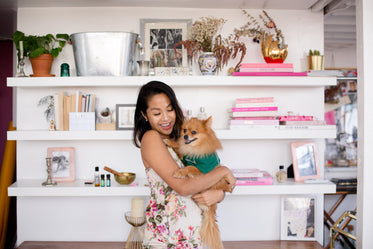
top-left (240, 67), bottom-right (293, 72)
top-left (235, 170), bottom-right (273, 185)
top-left (231, 106), bottom-right (278, 112)
top-left (278, 115), bottom-right (313, 121)
top-left (230, 119), bottom-right (279, 125)
top-left (232, 72), bottom-right (307, 77)
top-left (235, 102), bottom-right (279, 108)
top-left (231, 111), bottom-right (278, 117)
top-left (240, 63), bottom-right (293, 68)
top-left (236, 97), bottom-right (274, 103)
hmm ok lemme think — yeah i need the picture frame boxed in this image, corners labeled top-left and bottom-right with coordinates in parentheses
top-left (116, 104), bottom-right (136, 130)
top-left (47, 147), bottom-right (75, 182)
top-left (140, 19), bottom-right (191, 69)
top-left (290, 141), bottom-right (321, 182)
top-left (281, 196), bottom-right (316, 241)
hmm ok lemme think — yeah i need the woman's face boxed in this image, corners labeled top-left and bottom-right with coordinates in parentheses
top-left (144, 93), bottom-right (176, 138)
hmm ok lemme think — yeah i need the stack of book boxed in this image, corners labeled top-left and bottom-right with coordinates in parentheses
top-left (232, 168), bottom-right (273, 185)
top-left (229, 97), bottom-right (279, 129)
top-left (278, 115), bottom-right (334, 130)
top-left (331, 178), bottom-right (357, 192)
top-left (54, 91), bottom-right (96, 131)
top-left (232, 63), bottom-right (307, 76)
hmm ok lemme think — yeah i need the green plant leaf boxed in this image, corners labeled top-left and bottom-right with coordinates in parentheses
top-left (30, 47), bottom-right (45, 58)
top-left (51, 48), bottom-right (59, 58)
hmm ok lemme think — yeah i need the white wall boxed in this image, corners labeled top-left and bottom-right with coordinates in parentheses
top-left (17, 7), bottom-right (324, 75)
top-left (356, 0), bottom-right (373, 248)
top-left (325, 46), bottom-right (357, 69)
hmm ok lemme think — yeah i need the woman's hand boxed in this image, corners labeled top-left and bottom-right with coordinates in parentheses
top-left (192, 189), bottom-right (225, 207)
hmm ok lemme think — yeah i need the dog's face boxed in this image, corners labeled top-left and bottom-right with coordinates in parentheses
top-left (179, 116), bottom-right (222, 156)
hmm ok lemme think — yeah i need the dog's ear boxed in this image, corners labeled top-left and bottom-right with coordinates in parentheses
top-left (203, 116), bottom-right (213, 127)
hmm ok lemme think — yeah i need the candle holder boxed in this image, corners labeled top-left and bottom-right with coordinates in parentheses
top-left (124, 211), bottom-right (146, 249)
top-left (16, 57), bottom-right (27, 77)
top-left (42, 157), bottom-right (57, 186)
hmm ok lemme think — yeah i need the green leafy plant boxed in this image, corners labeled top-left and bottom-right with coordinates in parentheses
top-left (12, 30), bottom-right (70, 61)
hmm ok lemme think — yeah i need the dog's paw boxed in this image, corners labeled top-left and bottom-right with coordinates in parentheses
top-left (173, 170), bottom-right (187, 179)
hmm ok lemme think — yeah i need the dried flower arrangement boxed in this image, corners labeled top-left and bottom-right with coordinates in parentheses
top-left (174, 16), bottom-right (246, 72)
top-left (234, 10), bottom-right (286, 49)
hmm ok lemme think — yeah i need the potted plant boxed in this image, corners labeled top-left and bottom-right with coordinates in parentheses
top-left (12, 30), bottom-right (70, 77)
top-left (234, 10), bottom-right (288, 64)
top-left (174, 16), bottom-right (246, 75)
top-left (308, 49), bottom-right (324, 70)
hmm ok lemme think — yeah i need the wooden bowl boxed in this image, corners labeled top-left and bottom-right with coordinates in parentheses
top-left (114, 172), bottom-right (136, 185)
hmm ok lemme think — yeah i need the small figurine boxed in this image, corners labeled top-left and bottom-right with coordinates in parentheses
top-left (49, 120), bottom-right (55, 131)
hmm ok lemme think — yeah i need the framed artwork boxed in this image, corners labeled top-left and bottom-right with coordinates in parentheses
top-left (47, 147), bottom-right (75, 182)
top-left (140, 19), bottom-right (191, 68)
top-left (281, 196), bottom-right (316, 241)
top-left (116, 104), bottom-right (136, 130)
top-left (291, 141), bottom-right (321, 182)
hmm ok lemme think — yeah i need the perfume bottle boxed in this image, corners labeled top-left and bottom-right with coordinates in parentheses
top-left (197, 107), bottom-right (207, 120)
top-left (276, 165), bottom-right (287, 183)
top-left (101, 174), bottom-right (105, 187)
top-left (106, 174), bottom-right (111, 187)
top-left (94, 166), bottom-right (100, 187)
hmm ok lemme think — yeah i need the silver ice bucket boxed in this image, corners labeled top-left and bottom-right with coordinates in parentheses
top-left (71, 32), bottom-right (143, 76)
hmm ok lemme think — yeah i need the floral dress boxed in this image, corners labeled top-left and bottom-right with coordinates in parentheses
top-left (143, 143), bottom-right (203, 249)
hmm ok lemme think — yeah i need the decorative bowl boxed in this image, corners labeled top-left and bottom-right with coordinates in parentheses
top-left (114, 172), bottom-right (136, 185)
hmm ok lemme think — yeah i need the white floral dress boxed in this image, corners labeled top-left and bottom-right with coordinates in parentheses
top-left (143, 143), bottom-right (203, 249)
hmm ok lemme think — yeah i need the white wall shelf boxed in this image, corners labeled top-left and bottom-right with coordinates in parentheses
top-left (7, 76), bottom-right (337, 88)
top-left (8, 179), bottom-right (335, 197)
top-left (7, 127), bottom-right (336, 141)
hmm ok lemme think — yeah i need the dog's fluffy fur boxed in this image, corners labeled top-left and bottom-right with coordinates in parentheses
top-left (167, 116), bottom-right (235, 249)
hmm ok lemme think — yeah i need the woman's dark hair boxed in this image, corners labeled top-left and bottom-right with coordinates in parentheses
top-left (133, 81), bottom-right (185, 148)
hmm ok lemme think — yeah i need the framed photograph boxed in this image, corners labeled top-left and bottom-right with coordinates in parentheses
top-left (140, 19), bottom-right (191, 68)
top-left (291, 141), bottom-right (321, 182)
top-left (47, 147), bottom-right (75, 182)
top-left (281, 196), bottom-right (316, 241)
top-left (116, 104), bottom-right (136, 130)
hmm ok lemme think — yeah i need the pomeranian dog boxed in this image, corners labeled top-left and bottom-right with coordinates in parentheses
top-left (167, 116), bottom-right (235, 249)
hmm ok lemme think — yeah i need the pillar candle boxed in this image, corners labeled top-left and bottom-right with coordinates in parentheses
top-left (19, 41), bottom-right (24, 59)
top-left (131, 198), bottom-right (144, 218)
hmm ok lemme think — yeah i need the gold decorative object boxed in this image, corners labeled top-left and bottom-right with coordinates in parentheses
top-left (330, 210), bottom-right (356, 249)
top-left (114, 172), bottom-right (136, 185)
top-left (124, 211), bottom-right (146, 249)
top-left (261, 32), bottom-right (288, 64)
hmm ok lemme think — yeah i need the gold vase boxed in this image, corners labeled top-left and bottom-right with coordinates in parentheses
top-left (261, 32), bottom-right (288, 63)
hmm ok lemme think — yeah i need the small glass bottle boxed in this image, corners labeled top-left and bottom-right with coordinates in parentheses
top-left (186, 109), bottom-right (193, 120)
top-left (197, 107), bottom-right (207, 120)
top-left (100, 174), bottom-right (105, 187)
top-left (60, 63), bottom-right (70, 77)
top-left (276, 165), bottom-right (287, 183)
top-left (106, 174), bottom-right (111, 187)
top-left (94, 166), bottom-right (100, 187)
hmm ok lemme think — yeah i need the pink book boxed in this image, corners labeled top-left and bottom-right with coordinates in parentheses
top-left (278, 115), bottom-right (313, 121)
top-left (236, 97), bottom-right (274, 104)
top-left (235, 170), bottom-right (273, 185)
top-left (240, 67), bottom-right (293, 72)
top-left (230, 119), bottom-right (279, 125)
top-left (232, 72), bottom-right (307, 76)
top-left (231, 107), bottom-right (278, 112)
top-left (240, 63), bottom-right (293, 68)
top-left (232, 116), bottom-right (277, 120)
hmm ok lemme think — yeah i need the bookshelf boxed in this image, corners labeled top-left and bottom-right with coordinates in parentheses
top-left (8, 75), bottom-right (336, 245)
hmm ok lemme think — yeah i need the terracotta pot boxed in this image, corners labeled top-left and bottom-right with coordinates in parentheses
top-left (29, 54), bottom-right (55, 77)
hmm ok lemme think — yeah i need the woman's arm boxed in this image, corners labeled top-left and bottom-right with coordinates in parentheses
top-left (192, 189), bottom-right (225, 206)
top-left (141, 130), bottom-right (234, 196)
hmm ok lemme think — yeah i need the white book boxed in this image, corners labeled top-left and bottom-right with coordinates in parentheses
top-left (278, 125), bottom-right (336, 130)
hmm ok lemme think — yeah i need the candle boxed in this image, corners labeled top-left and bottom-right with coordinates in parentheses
top-left (131, 198), bottom-right (144, 218)
top-left (19, 41), bottom-right (24, 59)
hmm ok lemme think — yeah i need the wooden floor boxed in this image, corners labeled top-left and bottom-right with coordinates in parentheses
top-left (17, 240), bottom-right (325, 249)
